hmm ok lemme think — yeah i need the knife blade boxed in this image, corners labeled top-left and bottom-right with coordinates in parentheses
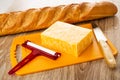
top-left (92, 23), bottom-right (116, 68)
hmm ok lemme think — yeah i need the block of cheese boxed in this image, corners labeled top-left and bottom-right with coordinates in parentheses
top-left (41, 21), bottom-right (93, 57)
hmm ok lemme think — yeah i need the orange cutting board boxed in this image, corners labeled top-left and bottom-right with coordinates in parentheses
top-left (10, 23), bottom-right (118, 75)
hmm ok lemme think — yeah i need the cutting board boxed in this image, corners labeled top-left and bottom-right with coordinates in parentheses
top-left (10, 23), bottom-right (117, 75)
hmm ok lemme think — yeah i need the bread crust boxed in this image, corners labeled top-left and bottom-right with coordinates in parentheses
top-left (0, 1), bottom-right (117, 36)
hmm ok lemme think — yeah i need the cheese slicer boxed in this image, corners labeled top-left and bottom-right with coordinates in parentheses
top-left (8, 40), bottom-right (61, 75)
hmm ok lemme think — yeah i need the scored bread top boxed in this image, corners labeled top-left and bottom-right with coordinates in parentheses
top-left (0, 1), bottom-right (117, 36)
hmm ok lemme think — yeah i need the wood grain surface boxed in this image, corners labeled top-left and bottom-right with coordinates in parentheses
top-left (0, 0), bottom-right (120, 80)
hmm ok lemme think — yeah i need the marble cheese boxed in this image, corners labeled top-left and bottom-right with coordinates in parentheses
top-left (41, 21), bottom-right (93, 57)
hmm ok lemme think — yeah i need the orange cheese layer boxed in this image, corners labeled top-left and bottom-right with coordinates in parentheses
top-left (41, 21), bottom-right (93, 57)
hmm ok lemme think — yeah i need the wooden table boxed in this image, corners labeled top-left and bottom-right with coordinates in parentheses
top-left (0, 0), bottom-right (120, 80)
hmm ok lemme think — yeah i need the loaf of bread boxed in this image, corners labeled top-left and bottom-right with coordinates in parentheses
top-left (0, 1), bottom-right (117, 36)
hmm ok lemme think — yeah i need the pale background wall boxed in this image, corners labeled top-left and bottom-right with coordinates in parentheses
top-left (0, 0), bottom-right (109, 13)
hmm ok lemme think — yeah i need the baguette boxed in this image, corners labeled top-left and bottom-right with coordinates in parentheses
top-left (0, 1), bottom-right (117, 36)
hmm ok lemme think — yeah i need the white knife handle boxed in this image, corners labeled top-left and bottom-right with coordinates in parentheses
top-left (99, 40), bottom-right (116, 68)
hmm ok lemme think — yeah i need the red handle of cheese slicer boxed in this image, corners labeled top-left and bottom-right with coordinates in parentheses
top-left (8, 51), bottom-right (39, 75)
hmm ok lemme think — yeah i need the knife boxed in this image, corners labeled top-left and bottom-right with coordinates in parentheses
top-left (92, 23), bottom-right (116, 68)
